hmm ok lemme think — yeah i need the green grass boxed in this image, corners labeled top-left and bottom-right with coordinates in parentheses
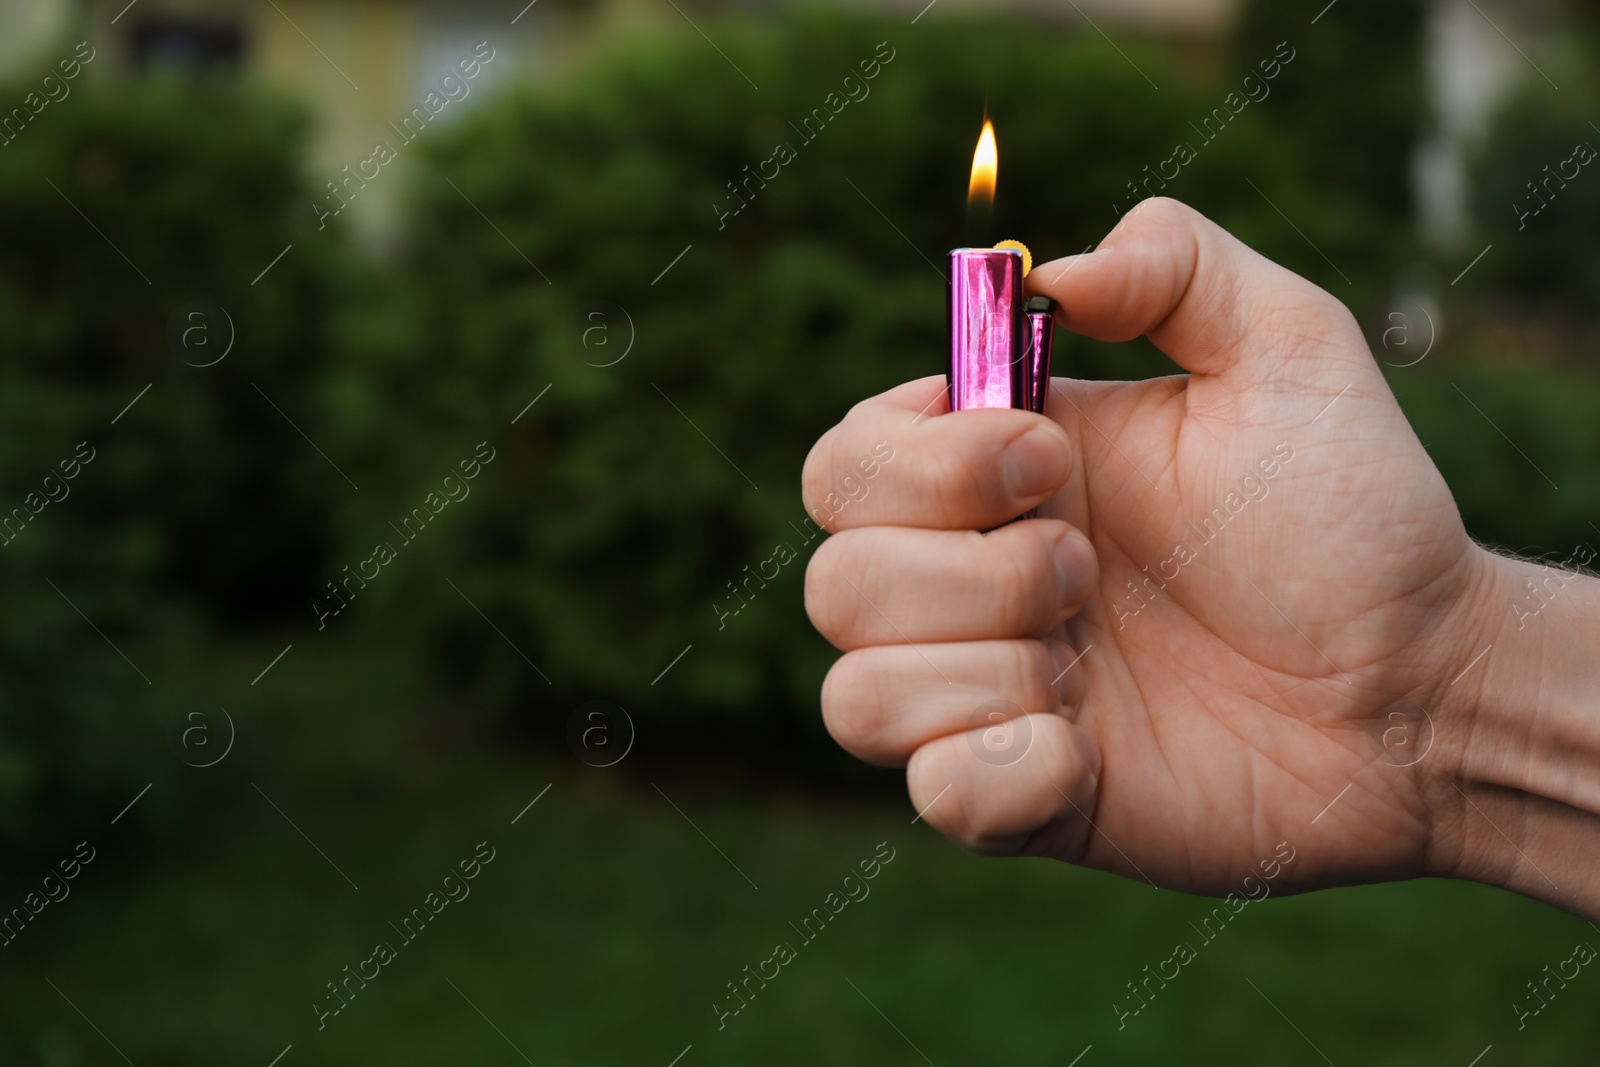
top-left (3, 743), bottom-right (1597, 1066)
top-left (1, 630), bottom-right (1592, 1065)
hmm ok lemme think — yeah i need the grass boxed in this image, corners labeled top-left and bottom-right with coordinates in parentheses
top-left (2, 626), bottom-right (1596, 1066)
top-left (3, 742), bottom-right (1598, 1066)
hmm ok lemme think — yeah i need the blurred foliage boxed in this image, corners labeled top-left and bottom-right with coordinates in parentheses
top-left (0, 76), bottom-right (340, 848)
top-left (1234, 0), bottom-right (1426, 302)
top-left (1390, 367), bottom-right (1600, 558)
top-left (1468, 82), bottom-right (1600, 310)
top-left (1453, 0), bottom-right (1600, 326)
top-left (1235, 0), bottom-right (1426, 215)
top-left (0, 9), bottom-right (1591, 852)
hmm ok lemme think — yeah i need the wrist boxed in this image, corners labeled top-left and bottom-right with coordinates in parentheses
top-left (1431, 545), bottom-right (1600, 916)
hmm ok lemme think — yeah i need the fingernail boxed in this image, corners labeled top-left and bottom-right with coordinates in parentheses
top-left (1053, 531), bottom-right (1096, 608)
top-left (1003, 425), bottom-right (1071, 502)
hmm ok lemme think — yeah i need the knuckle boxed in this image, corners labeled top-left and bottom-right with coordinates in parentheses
top-left (820, 652), bottom-right (888, 758)
top-left (909, 747), bottom-right (971, 839)
top-left (803, 533), bottom-right (865, 647)
top-left (1125, 195), bottom-right (1192, 231)
top-left (843, 394), bottom-right (881, 424)
top-left (910, 743), bottom-right (996, 849)
top-left (805, 400), bottom-right (898, 531)
top-left (799, 427), bottom-right (837, 525)
top-left (941, 785), bottom-right (1001, 850)
top-left (1143, 195), bottom-right (1190, 219)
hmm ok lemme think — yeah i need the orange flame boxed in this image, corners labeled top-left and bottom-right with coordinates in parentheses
top-left (968, 120), bottom-right (997, 206)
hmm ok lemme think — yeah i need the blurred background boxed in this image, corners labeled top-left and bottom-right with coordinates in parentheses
top-left (2, 0), bottom-right (1599, 1063)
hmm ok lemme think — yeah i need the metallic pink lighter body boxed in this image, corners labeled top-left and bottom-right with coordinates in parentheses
top-left (947, 247), bottom-right (1026, 412)
top-left (946, 248), bottom-right (1055, 417)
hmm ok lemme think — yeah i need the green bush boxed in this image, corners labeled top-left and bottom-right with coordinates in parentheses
top-left (1468, 83), bottom-right (1600, 309)
top-left (1235, 0), bottom-right (1425, 221)
top-left (0, 75), bottom-right (340, 847)
top-left (1390, 366), bottom-right (1600, 557)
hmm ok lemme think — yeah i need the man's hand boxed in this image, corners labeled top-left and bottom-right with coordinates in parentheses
top-left (801, 198), bottom-right (1558, 910)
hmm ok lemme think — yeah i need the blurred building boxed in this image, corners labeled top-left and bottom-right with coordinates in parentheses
top-left (0, 0), bottom-right (1566, 248)
top-left (2, 0), bottom-right (580, 243)
top-left (1415, 0), bottom-right (1565, 249)
top-left (0, 0), bottom-right (1244, 243)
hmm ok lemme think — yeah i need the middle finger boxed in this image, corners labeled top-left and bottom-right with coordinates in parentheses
top-left (805, 518), bottom-right (1098, 649)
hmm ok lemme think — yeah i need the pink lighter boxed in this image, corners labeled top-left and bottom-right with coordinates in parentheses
top-left (947, 120), bottom-right (1056, 418)
top-left (946, 121), bottom-right (1058, 521)
top-left (945, 247), bottom-right (1056, 417)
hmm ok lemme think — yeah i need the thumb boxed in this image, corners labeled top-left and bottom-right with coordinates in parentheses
top-left (1027, 197), bottom-right (1370, 387)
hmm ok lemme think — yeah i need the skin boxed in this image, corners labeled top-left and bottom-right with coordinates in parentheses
top-left (802, 197), bottom-right (1600, 918)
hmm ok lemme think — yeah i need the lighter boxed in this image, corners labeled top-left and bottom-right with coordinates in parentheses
top-left (946, 120), bottom-right (1056, 418)
top-left (946, 248), bottom-right (1056, 416)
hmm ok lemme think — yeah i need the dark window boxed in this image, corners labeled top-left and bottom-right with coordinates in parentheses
top-left (127, 17), bottom-right (246, 73)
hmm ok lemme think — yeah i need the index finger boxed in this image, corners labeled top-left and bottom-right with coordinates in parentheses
top-left (800, 375), bottom-right (1073, 531)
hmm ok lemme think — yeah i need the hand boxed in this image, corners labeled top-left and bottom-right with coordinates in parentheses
top-left (802, 197), bottom-right (1572, 912)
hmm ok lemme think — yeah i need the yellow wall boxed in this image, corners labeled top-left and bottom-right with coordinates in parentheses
top-left (253, 0), bottom-right (419, 245)
top-left (70, 0), bottom-right (427, 245)
top-left (0, 0), bottom-right (73, 75)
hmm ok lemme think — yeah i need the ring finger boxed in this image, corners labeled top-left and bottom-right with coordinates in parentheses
top-left (821, 638), bottom-right (1087, 767)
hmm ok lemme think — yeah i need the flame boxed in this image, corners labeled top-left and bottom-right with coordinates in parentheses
top-left (968, 120), bottom-right (997, 206)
